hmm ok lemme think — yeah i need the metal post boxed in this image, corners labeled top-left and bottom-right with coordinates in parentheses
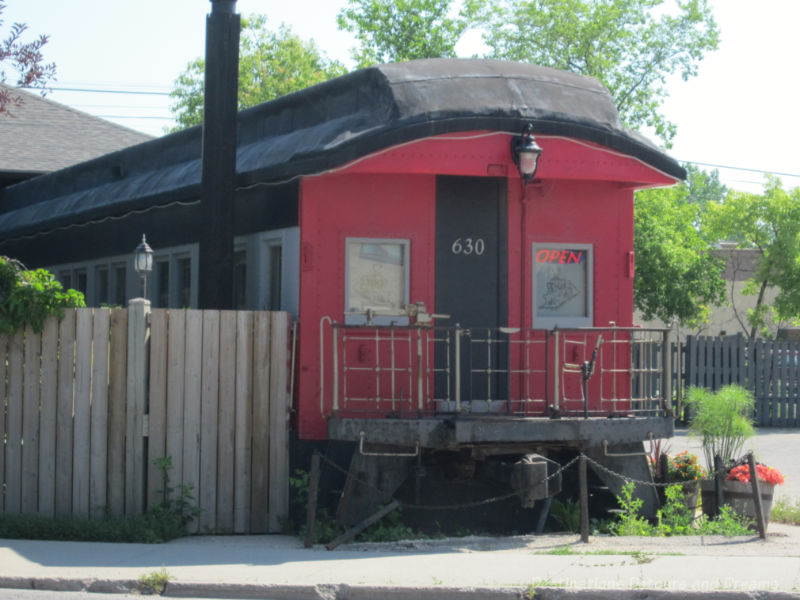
top-left (553, 329), bottom-right (560, 411)
top-left (416, 328), bottom-right (424, 412)
top-left (455, 325), bottom-right (462, 413)
top-left (579, 454), bottom-right (589, 543)
top-left (747, 452), bottom-right (767, 539)
top-left (662, 327), bottom-right (673, 415)
top-left (332, 326), bottom-right (339, 412)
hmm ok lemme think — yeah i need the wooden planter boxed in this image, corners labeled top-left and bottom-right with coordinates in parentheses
top-left (700, 479), bottom-right (775, 524)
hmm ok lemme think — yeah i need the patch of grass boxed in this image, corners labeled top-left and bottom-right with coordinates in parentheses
top-left (528, 578), bottom-right (568, 588)
top-left (0, 511), bottom-right (187, 543)
top-left (772, 498), bottom-right (800, 525)
top-left (631, 550), bottom-right (654, 564)
top-left (138, 567), bottom-right (171, 595)
top-left (0, 456), bottom-right (200, 543)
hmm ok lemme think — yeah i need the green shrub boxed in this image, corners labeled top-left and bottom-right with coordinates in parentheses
top-left (685, 385), bottom-right (755, 471)
top-left (0, 256), bottom-right (85, 334)
top-left (0, 456), bottom-right (199, 543)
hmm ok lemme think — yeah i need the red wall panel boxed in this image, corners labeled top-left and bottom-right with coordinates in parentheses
top-left (295, 133), bottom-right (670, 439)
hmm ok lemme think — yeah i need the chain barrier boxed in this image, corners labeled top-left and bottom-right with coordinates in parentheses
top-left (318, 453), bottom-right (581, 511)
top-left (317, 450), bottom-right (720, 515)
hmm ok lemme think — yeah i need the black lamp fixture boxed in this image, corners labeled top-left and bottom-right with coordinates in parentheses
top-left (511, 123), bottom-right (543, 185)
top-left (134, 234), bottom-right (153, 299)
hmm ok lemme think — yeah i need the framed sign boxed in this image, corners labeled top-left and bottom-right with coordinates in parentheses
top-left (532, 243), bottom-right (593, 328)
top-left (345, 238), bottom-right (410, 325)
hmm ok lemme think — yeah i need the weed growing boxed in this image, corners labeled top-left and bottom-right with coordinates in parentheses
top-left (0, 456), bottom-right (201, 543)
top-left (609, 481), bottom-right (753, 537)
top-left (772, 498), bottom-right (800, 525)
top-left (138, 567), bottom-right (171, 595)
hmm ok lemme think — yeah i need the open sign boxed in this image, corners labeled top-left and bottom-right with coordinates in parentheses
top-left (535, 249), bottom-right (585, 264)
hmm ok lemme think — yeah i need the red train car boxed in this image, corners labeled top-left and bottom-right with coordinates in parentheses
top-left (0, 59), bottom-right (682, 525)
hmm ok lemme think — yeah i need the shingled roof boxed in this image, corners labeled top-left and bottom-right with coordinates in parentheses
top-left (0, 84), bottom-right (152, 178)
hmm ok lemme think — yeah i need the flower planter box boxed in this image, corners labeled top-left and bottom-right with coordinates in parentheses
top-left (700, 479), bottom-right (774, 524)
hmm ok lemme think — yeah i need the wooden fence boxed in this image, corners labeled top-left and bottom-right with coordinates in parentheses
top-left (683, 334), bottom-right (800, 427)
top-left (0, 300), bottom-right (291, 533)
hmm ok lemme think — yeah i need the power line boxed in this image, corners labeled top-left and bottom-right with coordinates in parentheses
top-left (680, 159), bottom-right (800, 180)
top-left (96, 115), bottom-right (173, 121)
top-left (27, 86), bottom-right (171, 96)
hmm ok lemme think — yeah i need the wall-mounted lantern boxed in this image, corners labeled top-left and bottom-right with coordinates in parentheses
top-left (511, 123), bottom-right (543, 185)
top-left (134, 234), bottom-right (153, 299)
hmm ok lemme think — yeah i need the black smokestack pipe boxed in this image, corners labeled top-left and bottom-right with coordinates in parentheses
top-left (199, 0), bottom-right (240, 309)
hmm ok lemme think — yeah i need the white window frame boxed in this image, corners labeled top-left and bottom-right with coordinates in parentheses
top-left (345, 237), bottom-right (410, 326)
top-left (532, 242), bottom-right (593, 329)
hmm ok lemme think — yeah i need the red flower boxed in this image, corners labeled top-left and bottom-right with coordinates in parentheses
top-left (726, 463), bottom-right (785, 485)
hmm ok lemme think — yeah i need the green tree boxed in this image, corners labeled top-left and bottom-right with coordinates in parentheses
top-left (0, 256), bottom-right (85, 334)
top-left (0, 1), bottom-right (56, 115)
top-left (169, 15), bottom-right (346, 131)
top-left (336, 0), bottom-right (476, 68)
top-left (634, 174), bottom-right (725, 326)
top-left (705, 178), bottom-right (800, 340)
top-left (468, 0), bottom-right (719, 146)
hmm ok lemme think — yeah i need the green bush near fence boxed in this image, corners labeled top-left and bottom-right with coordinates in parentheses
top-left (0, 456), bottom-right (199, 543)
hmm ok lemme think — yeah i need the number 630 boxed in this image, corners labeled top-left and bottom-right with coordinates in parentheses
top-left (451, 238), bottom-right (485, 256)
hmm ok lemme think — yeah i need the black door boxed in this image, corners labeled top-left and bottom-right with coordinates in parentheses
top-left (435, 176), bottom-right (508, 405)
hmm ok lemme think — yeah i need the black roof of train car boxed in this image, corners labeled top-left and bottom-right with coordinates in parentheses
top-left (0, 58), bottom-right (684, 240)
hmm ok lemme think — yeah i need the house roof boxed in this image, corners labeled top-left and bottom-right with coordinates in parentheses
top-left (0, 59), bottom-right (684, 241)
top-left (0, 84), bottom-right (152, 176)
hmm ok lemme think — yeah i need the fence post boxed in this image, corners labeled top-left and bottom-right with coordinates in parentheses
top-left (125, 298), bottom-right (151, 515)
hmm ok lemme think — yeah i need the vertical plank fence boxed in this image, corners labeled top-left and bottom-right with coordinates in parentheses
top-left (0, 303), bottom-right (291, 533)
top-left (682, 333), bottom-right (800, 427)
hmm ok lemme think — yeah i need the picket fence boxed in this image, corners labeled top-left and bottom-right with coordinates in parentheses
top-left (683, 334), bottom-right (800, 427)
top-left (0, 300), bottom-right (290, 533)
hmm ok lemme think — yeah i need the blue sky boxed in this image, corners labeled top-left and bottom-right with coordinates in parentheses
top-left (4, 0), bottom-right (799, 193)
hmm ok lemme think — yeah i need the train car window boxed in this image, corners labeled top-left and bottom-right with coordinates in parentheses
top-left (95, 266), bottom-right (109, 306)
top-left (177, 256), bottom-right (192, 308)
top-left (532, 243), bottom-right (593, 329)
top-left (267, 245), bottom-right (282, 311)
top-left (233, 249), bottom-right (247, 310)
top-left (112, 264), bottom-right (127, 307)
top-left (155, 260), bottom-right (170, 308)
top-left (75, 269), bottom-right (88, 296)
top-left (345, 238), bottom-right (409, 325)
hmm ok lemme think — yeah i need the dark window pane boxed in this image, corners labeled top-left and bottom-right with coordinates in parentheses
top-left (113, 265), bottom-right (127, 306)
top-left (268, 245), bottom-right (282, 311)
top-left (178, 257), bottom-right (192, 308)
top-left (233, 250), bottom-right (247, 310)
top-left (157, 260), bottom-right (169, 307)
top-left (96, 266), bottom-right (109, 306)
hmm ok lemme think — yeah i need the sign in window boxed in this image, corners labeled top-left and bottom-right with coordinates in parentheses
top-left (533, 243), bottom-right (592, 328)
top-left (346, 238), bottom-right (409, 324)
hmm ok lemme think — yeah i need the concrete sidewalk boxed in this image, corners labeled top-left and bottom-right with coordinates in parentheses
top-left (1, 525), bottom-right (800, 599)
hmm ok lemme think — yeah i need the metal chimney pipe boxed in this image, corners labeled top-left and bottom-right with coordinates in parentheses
top-left (198, 0), bottom-right (240, 309)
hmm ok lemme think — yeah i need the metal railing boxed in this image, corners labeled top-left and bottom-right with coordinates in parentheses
top-left (320, 317), bottom-right (672, 418)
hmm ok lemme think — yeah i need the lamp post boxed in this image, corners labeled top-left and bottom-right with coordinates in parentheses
top-left (511, 123), bottom-right (544, 185)
top-left (134, 234), bottom-right (153, 299)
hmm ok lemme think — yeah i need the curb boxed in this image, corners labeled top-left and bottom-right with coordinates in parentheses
top-left (2, 577), bottom-right (800, 600)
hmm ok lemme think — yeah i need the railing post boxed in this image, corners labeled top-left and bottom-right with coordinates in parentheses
top-left (332, 325), bottom-right (339, 412)
top-left (125, 298), bottom-right (150, 515)
top-left (553, 329), bottom-right (560, 411)
top-left (416, 328), bottom-right (424, 412)
top-left (662, 327), bottom-right (673, 415)
top-left (455, 325), bottom-right (462, 412)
